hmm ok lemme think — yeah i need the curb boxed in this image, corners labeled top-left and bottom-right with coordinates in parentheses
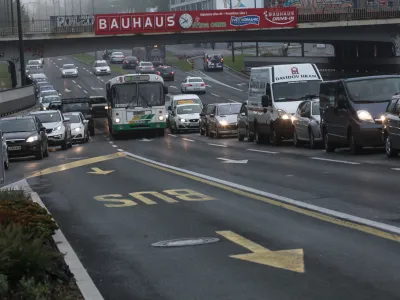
top-left (2, 179), bottom-right (104, 300)
top-left (224, 65), bottom-right (250, 79)
top-left (0, 104), bottom-right (40, 118)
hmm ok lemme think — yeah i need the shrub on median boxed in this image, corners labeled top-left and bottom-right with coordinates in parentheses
top-left (0, 189), bottom-right (83, 299)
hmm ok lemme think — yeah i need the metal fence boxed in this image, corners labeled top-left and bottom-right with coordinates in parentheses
top-left (1, 8), bottom-right (400, 36)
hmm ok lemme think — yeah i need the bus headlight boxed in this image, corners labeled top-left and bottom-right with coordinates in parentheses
top-left (158, 115), bottom-right (164, 121)
top-left (115, 118), bottom-right (121, 123)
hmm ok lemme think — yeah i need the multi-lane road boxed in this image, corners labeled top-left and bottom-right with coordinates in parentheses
top-left (4, 54), bottom-right (400, 300)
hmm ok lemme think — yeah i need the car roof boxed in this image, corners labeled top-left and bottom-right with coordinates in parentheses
top-left (43, 94), bottom-right (60, 98)
top-left (63, 112), bottom-right (80, 115)
top-left (176, 103), bottom-right (201, 107)
top-left (95, 60), bottom-right (107, 63)
top-left (140, 61), bottom-right (152, 64)
top-left (63, 64), bottom-right (75, 67)
top-left (31, 73), bottom-right (46, 77)
top-left (172, 94), bottom-right (200, 100)
top-left (30, 110), bottom-right (59, 114)
top-left (343, 75), bottom-right (400, 82)
top-left (41, 89), bottom-right (57, 92)
top-left (216, 102), bottom-right (241, 106)
top-left (187, 77), bottom-right (203, 80)
top-left (0, 115), bottom-right (35, 121)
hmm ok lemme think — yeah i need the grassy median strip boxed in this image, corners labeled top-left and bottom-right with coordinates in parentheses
top-left (0, 63), bottom-right (12, 90)
top-left (223, 54), bottom-right (245, 73)
top-left (166, 52), bottom-right (193, 71)
top-left (0, 190), bottom-right (83, 299)
top-left (71, 53), bottom-right (127, 75)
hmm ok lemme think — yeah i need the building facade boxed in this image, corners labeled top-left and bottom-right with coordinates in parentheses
top-left (169, 0), bottom-right (264, 11)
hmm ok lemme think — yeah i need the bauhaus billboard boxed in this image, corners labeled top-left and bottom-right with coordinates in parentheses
top-left (216, 0), bottom-right (264, 9)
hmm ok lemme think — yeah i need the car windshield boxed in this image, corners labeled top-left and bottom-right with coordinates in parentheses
top-left (158, 67), bottom-right (172, 72)
top-left (43, 96), bottom-right (60, 103)
top-left (28, 60), bottom-right (40, 65)
top-left (347, 77), bottom-right (400, 102)
top-left (42, 91), bottom-right (58, 96)
top-left (63, 65), bottom-right (75, 69)
top-left (40, 86), bottom-right (53, 91)
top-left (0, 118), bottom-right (36, 133)
top-left (33, 113), bottom-right (61, 123)
top-left (64, 114), bottom-right (80, 123)
top-left (141, 63), bottom-right (153, 67)
top-left (217, 104), bottom-right (241, 115)
top-left (312, 102), bottom-right (320, 115)
top-left (96, 62), bottom-right (108, 67)
top-left (62, 103), bottom-right (90, 112)
top-left (29, 69), bottom-right (42, 75)
top-left (177, 105), bottom-right (201, 114)
top-left (32, 74), bottom-right (46, 79)
top-left (112, 82), bottom-right (164, 107)
top-left (272, 81), bottom-right (321, 102)
top-left (189, 78), bottom-right (203, 83)
top-left (113, 52), bottom-right (123, 56)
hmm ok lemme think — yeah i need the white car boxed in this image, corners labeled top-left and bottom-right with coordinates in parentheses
top-left (61, 64), bottom-right (78, 77)
top-left (93, 60), bottom-right (111, 75)
top-left (29, 110), bottom-right (72, 150)
top-left (63, 112), bottom-right (89, 143)
top-left (110, 52), bottom-right (125, 63)
top-left (39, 90), bottom-right (59, 102)
top-left (28, 59), bottom-right (42, 67)
top-left (168, 103), bottom-right (202, 134)
top-left (181, 77), bottom-right (206, 94)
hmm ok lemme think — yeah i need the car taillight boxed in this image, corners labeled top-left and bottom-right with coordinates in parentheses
top-left (171, 72), bottom-right (174, 75)
top-left (136, 61), bottom-right (139, 63)
top-left (157, 71), bottom-right (160, 75)
top-left (221, 58), bottom-right (224, 62)
top-left (151, 67), bottom-right (154, 70)
top-left (187, 84), bottom-right (192, 87)
top-left (201, 83), bottom-right (205, 86)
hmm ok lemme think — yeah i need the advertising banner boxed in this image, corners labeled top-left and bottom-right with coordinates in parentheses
top-left (95, 8), bottom-right (296, 35)
top-left (216, 0), bottom-right (264, 9)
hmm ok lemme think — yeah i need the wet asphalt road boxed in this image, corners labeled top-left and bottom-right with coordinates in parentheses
top-left (4, 55), bottom-right (400, 300)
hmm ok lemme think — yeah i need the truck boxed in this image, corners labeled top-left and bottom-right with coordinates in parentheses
top-left (60, 98), bottom-right (95, 136)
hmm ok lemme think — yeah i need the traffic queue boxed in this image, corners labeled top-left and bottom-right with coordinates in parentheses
top-left (167, 63), bottom-right (400, 159)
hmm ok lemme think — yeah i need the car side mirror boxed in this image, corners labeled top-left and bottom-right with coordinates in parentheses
top-left (63, 118), bottom-right (70, 123)
top-left (261, 95), bottom-right (272, 107)
top-left (210, 114), bottom-right (214, 118)
top-left (163, 85), bottom-right (168, 95)
top-left (168, 106), bottom-right (172, 111)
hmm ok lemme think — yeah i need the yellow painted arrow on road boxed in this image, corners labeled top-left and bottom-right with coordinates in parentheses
top-left (87, 167), bottom-right (114, 175)
top-left (216, 230), bottom-right (304, 273)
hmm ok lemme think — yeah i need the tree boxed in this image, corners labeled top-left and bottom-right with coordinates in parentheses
top-left (0, 0), bottom-right (30, 25)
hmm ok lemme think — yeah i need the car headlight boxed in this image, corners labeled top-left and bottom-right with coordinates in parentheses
top-left (115, 117), bottom-right (120, 123)
top-left (219, 120), bottom-right (228, 126)
top-left (158, 115), bottom-right (164, 121)
top-left (75, 127), bottom-right (81, 132)
top-left (104, 105), bottom-right (109, 109)
top-left (357, 110), bottom-right (374, 122)
top-left (277, 110), bottom-right (290, 120)
top-left (26, 135), bottom-right (39, 143)
top-left (381, 115), bottom-right (386, 122)
top-left (53, 125), bottom-right (62, 131)
top-left (180, 118), bottom-right (187, 122)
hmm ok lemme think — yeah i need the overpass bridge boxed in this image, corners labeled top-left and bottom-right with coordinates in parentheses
top-left (1, 8), bottom-right (400, 72)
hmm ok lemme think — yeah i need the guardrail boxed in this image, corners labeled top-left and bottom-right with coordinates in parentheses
top-left (1, 8), bottom-right (400, 37)
top-left (0, 85), bottom-right (36, 117)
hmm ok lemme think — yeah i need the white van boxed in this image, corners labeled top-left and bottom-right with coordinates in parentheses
top-left (168, 94), bottom-right (203, 112)
top-left (247, 63), bottom-right (322, 145)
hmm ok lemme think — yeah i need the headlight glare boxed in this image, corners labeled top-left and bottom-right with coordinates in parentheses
top-left (158, 115), bottom-right (164, 121)
top-left (180, 118), bottom-right (186, 122)
top-left (115, 118), bottom-right (121, 123)
top-left (357, 110), bottom-right (374, 122)
top-left (26, 135), bottom-right (39, 143)
top-left (75, 127), bottom-right (81, 132)
top-left (219, 120), bottom-right (228, 126)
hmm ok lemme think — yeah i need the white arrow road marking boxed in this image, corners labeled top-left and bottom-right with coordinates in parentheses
top-left (140, 138), bottom-right (153, 142)
top-left (64, 89), bottom-right (71, 92)
top-left (217, 158), bottom-right (248, 164)
top-left (91, 87), bottom-right (104, 90)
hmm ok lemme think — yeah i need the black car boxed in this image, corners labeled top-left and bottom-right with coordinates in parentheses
top-left (0, 116), bottom-right (49, 160)
top-left (122, 56), bottom-right (139, 69)
top-left (156, 65), bottom-right (174, 81)
top-left (89, 96), bottom-right (108, 117)
top-left (382, 94), bottom-right (400, 157)
top-left (102, 49), bottom-right (116, 60)
top-left (61, 98), bottom-right (95, 136)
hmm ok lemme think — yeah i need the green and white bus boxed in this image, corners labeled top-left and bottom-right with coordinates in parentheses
top-left (106, 74), bottom-right (168, 137)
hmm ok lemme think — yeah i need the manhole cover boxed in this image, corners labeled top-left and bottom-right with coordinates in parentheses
top-left (151, 237), bottom-right (220, 248)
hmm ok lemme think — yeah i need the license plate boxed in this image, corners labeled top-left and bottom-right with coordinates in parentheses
top-left (133, 111), bottom-right (145, 115)
top-left (8, 146), bottom-right (21, 151)
top-left (190, 123), bottom-right (198, 127)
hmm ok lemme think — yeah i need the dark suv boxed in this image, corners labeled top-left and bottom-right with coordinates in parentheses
top-left (122, 56), bottom-right (139, 69)
top-left (320, 76), bottom-right (398, 154)
top-left (156, 65), bottom-right (174, 81)
top-left (382, 94), bottom-right (400, 157)
top-left (61, 98), bottom-right (95, 136)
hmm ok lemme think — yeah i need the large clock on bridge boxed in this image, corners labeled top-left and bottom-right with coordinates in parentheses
top-left (179, 13), bottom-right (193, 29)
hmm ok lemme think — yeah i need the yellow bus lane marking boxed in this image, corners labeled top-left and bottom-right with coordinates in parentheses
top-left (93, 189), bottom-right (215, 207)
top-left (26, 152), bottom-right (125, 178)
top-left (216, 230), bottom-right (304, 273)
top-left (125, 155), bottom-right (400, 243)
top-left (87, 167), bottom-right (115, 175)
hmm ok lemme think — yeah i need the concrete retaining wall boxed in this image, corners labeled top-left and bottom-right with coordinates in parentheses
top-left (0, 85), bottom-right (36, 117)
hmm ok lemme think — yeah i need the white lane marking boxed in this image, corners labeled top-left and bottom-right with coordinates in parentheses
top-left (72, 80), bottom-right (76, 84)
top-left (208, 143), bottom-right (227, 147)
top-left (77, 85), bottom-right (82, 89)
top-left (91, 87), bottom-right (103, 90)
top-left (168, 134), bottom-right (177, 137)
top-left (247, 149), bottom-right (279, 154)
top-left (123, 151), bottom-right (400, 236)
top-left (112, 145), bottom-right (117, 148)
top-left (100, 79), bottom-right (105, 82)
top-left (217, 158), bottom-right (248, 164)
top-left (83, 90), bottom-right (88, 94)
top-left (109, 141), bottom-right (113, 144)
top-left (170, 86), bottom-right (177, 89)
top-left (182, 138), bottom-right (195, 142)
top-left (237, 83), bottom-right (247, 86)
top-left (64, 89), bottom-right (71, 92)
top-left (117, 149), bottom-right (124, 152)
top-left (310, 157), bottom-right (361, 165)
top-left (195, 70), bottom-right (244, 92)
top-left (228, 99), bottom-right (239, 103)
top-left (211, 93), bottom-right (220, 98)
top-left (1, 180), bottom-right (105, 300)
top-left (392, 168), bottom-right (400, 171)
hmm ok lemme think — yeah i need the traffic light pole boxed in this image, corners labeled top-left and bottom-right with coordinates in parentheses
top-left (16, 0), bottom-right (26, 86)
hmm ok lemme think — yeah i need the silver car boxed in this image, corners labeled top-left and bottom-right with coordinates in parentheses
top-left (292, 99), bottom-right (322, 149)
top-left (136, 61), bottom-right (155, 74)
top-left (61, 64), bottom-right (78, 77)
top-left (41, 95), bottom-right (61, 110)
top-left (39, 90), bottom-right (59, 102)
top-left (93, 60), bottom-right (111, 75)
top-left (181, 76), bottom-right (206, 94)
top-left (110, 52), bottom-right (125, 63)
top-left (63, 112), bottom-right (89, 143)
top-left (168, 103), bottom-right (202, 133)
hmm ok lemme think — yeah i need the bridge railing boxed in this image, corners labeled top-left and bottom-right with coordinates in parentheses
top-left (1, 8), bottom-right (400, 36)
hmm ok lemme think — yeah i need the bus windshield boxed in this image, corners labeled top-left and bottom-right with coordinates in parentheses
top-left (272, 81), bottom-right (321, 102)
top-left (112, 82), bottom-right (164, 108)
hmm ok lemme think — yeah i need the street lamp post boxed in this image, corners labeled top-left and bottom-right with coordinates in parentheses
top-left (16, 0), bottom-right (26, 85)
